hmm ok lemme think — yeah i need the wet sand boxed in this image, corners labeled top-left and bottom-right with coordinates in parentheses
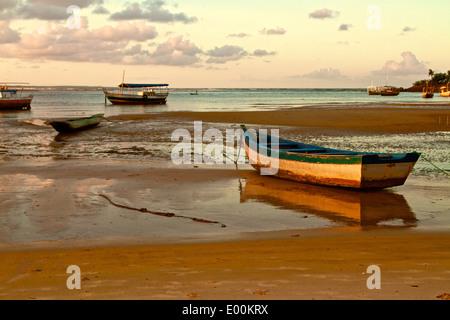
top-left (1, 227), bottom-right (450, 300)
top-left (1, 107), bottom-right (449, 300)
top-left (156, 107), bottom-right (450, 134)
top-left (0, 159), bottom-right (449, 300)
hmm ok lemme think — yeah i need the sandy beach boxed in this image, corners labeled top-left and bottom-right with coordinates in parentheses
top-left (1, 224), bottom-right (450, 300)
top-left (1, 107), bottom-right (449, 300)
top-left (156, 107), bottom-right (450, 134)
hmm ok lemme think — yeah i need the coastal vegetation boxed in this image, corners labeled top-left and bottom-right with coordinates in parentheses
top-left (404, 69), bottom-right (450, 92)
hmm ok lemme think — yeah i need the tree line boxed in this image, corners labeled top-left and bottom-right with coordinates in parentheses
top-left (413, 69), bottom-right (450, 86)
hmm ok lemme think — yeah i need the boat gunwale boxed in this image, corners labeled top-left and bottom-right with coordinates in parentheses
top-left (241, 125), bottom-right (420, 165)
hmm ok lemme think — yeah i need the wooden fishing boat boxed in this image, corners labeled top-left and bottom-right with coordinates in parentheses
top-left (367, 86), bottom-right (381, 95)
top-left (367, 82), bottom-right (381, 95)
top-left (0, 84), bottom-right (33, 110)
top-left (241, 125), bottom-right (420, 189)
top-left (439, 84), bottom-right (449, 97)
top-left (103, 71), bottom-right (168, 105)
top-left (422, 81), bottom-right (434, 98)
top-left (422, 91), bottom-right (434, 98)
top-left (378, 77), bottom-right (399, 96)
top-left (46, 113), bottom-right (104, 133)
top-left (379, 86), bottom-right (399, 96)
top-left (103, 83), bottom-right (169, 105)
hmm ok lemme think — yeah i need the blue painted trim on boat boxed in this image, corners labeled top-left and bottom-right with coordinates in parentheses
top-left (241, 125), bottom-right (420, 165)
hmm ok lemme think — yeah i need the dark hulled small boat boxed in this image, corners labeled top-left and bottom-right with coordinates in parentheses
top-left (422, 81), bottom-right (434, 99)
top-left (241, 125), bottom-right (420, 189)
top-left (46, 113), bottom-right (104, 133)
top-left (380, 86), bottom-right (400, 96)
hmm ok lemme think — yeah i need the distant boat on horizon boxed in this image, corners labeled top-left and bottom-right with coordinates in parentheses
top-left (439, 84), bottom-right (449, 97)
top-left (370, 77), bottom-right (400, 96)
top-left (380, 86), bottom-right (400, 96)
top-left (422, 81), bottom-right (434, 99)
top-left (367, 81), bottom-right (382, 95)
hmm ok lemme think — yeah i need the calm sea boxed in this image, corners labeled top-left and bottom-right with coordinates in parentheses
top-left (1, 87), bottom-right (450, 120)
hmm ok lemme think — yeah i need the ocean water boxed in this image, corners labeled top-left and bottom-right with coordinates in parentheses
top-left (1, 88), bottom-right (450, 120)
top-left (0, 88), bottom-right (449, 242)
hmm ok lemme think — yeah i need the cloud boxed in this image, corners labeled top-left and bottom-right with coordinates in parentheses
top-left (0, 21), bottom-right (20, 43)
top-left (338, 24), bottom-right (352, 31)
top-left (309, 8), bottom-right (339, 19)
top-left (17, 2), bottom-right (69, 20)
top-left (402, 26), bottom-right (416, 32)
top-left (252, 49), bottom-right (276, 57)
top-left (372, 51), bottom-right (427, 76)
top-left (401, 26), bottom-right (417, 34)
top-left (0, 0), bottom-right (101, 20)
top-left (259, 27), bottom-right (286, 35)
top-left (92, 6), bottom-right (109, 15)
top-left (105, 36), bottom-right (203, 66)
top-left (300, 68), bottom-right (345, 79)
top-left (27, 0), bottom-right (99, 7)
top-left (110, 0), bottom-right (197, 24)
top-left (0, 0), bottom-right (17, 11)
top-left (75, 21), bottom-right (158, 42)
top-left (143, 36), bottom-right (202, 66)
top-left (228, 33), bottom-right (251, 38)
top-left (0, 21), bottom-right (163, 64)
top-left (109, 2), bottom-right (143, 20)
top-left (206, 45), bottom-right (248, 64)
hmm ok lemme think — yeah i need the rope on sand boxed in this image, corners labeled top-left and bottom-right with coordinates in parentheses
top-left (99, 194), bottom-right (226, 228)
top-left (414, 151), bottom-right (450, 176)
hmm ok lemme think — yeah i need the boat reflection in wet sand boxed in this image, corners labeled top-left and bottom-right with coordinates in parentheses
top-left (240, 172), bottom-right (417, 227)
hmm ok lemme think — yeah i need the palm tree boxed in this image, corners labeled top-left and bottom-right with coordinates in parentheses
top-left (428, 69), bottom-right (434, 80)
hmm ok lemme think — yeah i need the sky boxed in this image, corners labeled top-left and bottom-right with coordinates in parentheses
top-left (1, 0), bottom-right (449, 88)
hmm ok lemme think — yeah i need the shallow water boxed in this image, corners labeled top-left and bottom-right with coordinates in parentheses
top-left (1, 88), bottom-right (450, 120)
